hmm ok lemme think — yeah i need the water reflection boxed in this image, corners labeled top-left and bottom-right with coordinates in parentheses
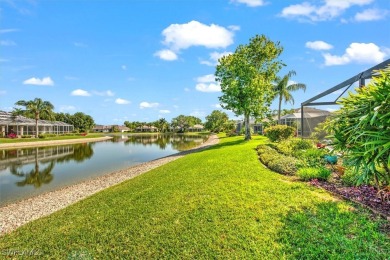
top-left (10, 161), bottom-right (55, 188)
top-left (0, 134), bottom-right (208, 206)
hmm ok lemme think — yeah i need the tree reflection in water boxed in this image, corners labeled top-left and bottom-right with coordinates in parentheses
top-left (10, 148), bottom-right (55, 188)
top-left (122, 134), bottom-right (208, 151)
top-left (7, 143), bottom-right (95, 188)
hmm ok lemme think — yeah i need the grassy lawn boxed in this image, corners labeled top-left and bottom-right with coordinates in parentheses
top-left (0, 133), bottom-right (106, 143)
top-left (0, 135), bottom-right (388, 259)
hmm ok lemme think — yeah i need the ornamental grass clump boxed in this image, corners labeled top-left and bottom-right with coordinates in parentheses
top-left (296, 167), bottom-right (331, 181)
top-left (328, 65), bottom-right (390, 188)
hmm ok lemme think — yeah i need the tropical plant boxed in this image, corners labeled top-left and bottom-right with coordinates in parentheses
top-left (216, 34), bottom-right (284, 140)
top-left (273, 70), bottom-right (306, 123)
top-left (14, 98), bottom-right (55, 138)
top-left (328, 65), bottom-right (390, 188)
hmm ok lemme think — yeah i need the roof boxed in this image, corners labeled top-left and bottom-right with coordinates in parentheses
top-left (0, 111), bottom-right (73, 127)
top-left (281, 107), bottom-right (330, 119)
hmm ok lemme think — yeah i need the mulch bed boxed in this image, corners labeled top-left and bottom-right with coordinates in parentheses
top-left (309, 178), bottom-right (390, 221)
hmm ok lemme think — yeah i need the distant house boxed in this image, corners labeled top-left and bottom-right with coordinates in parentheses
top-left (235, 107), bottom-right (331, 137)
top-left (93, 125), bottom-right (130, 133)
top-left (0, 111), bottom-right (74, 137)
top-left (188, 124), bottom-right (204, 132)
top-left (93, 125), bottom-right (111, 133)
top-left (135, 125), bottom-right (158, 132)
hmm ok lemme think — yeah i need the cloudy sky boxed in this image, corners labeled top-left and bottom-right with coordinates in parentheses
top-left (1, 0), bottom-right (389, 124)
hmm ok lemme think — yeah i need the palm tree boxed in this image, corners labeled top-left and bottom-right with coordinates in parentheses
top-left (274, 71), bottom-right (306, 123)
top-left (14, 98), bottom-right (55, 138)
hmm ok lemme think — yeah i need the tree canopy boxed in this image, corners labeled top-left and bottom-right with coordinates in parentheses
top-left (215, 34), bottom-right (284, 140)
top-left (205, 110), bottom-right (229, 133)
top-left (273, 70), bottom-right (306, 123)
top-left (14, 98), bottom-right (55, 137)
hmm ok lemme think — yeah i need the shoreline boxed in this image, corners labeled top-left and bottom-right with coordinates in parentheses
top-left (0, 136), bottom-right (113, 149)
top-left (0, 134), bottom-right (219, 235)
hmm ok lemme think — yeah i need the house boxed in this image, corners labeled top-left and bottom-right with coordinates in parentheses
top-left (93, 125), bottom-right (130, 133)
top-left (0, 111), bottom-right (74, 137)
top-left (188, 124), bottom-right (204, 132)
top-left (235, 107), bottom-right (331, 137)
top-left (93, 125), bottom-right (111, 133)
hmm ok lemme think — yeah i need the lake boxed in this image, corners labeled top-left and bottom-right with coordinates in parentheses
top-left (0, 134), bottom-right (208, 207)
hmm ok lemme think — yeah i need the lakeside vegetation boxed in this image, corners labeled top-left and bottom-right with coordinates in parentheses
top-left (0, 135), bottom-right (388, 258)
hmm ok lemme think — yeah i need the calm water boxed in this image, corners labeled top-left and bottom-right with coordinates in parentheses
top-left (0, 134), bottom-right (208, 207)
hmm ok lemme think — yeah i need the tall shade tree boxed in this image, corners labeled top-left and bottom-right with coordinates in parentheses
top-left (14, 98), bottom-right (55, 138)
top-left (274, 70), bottom-right (306, 123)
top-left (215, 34), bottom-right (284, 140)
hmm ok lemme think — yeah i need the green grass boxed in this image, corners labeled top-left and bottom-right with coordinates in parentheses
top-left (0, 133), bottom-right (106, 143)
top-left (0, 135), bottom-right (388, 259)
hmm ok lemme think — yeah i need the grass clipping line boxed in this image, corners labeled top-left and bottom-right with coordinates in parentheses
top-left (0, 135), bottom-right (219, 236)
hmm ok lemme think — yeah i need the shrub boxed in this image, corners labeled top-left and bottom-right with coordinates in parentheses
top-left (264, 125), bottom-right (295, 142)
top-left (267, 156), bottom-right (298, 175)
top-left (296, 148), bottom-right (327, 168)
top-left (21, 135), bottom-right (33, 138)
top-left (296, 167), bottom-right (331, 181)
top-left (292, 139), bottom-right (313, 150)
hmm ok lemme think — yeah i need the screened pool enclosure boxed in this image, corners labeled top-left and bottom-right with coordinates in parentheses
top-left (0, 111), bottom-right (74, 137)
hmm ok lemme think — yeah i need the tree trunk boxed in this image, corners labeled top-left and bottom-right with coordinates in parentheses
top-left (244, 114), bottom-right (251, 141)
top-left (278, 94), bottom-right (282, 124)
top-left (35, 118), bottom-right (39, 138)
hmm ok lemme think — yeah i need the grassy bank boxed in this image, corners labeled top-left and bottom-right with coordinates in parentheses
top-left (0, 135), bottom-right (388, 259)
top-left (0, 133), bottom-right (106, 144)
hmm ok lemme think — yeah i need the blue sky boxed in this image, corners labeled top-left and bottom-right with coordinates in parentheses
top-left (1, 0), bottom-right (389, 125)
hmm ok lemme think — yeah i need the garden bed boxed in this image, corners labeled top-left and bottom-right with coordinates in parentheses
top-left (310, 177), bottom-right (390, 220)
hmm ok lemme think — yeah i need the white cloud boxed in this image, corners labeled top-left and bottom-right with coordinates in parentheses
top-left (140, 101), bottom-right (159, 109)
top-left (159, 110), bottom-right (171, 114)
top-left (197, 74), bottom-right (216, 83)
top-left (200, 51), bottom-right (232, 66)
top-left (23, 77), bottom-right (54, 86)
top-left (0, 28), bottom-right (19, 34)
top-left (161, 20), bottom-right (234, 51)
top-left (154, 49), bottom-right (178, 61)
top-left (0, 90), bottom-right (6, 95)
top-left (71, 89), bottom-right (91, 96)
top-left (196, 83), bottom-right (221, 93)
top-left (323, 42), bottom-right (386, 66)
top-left (213, 103), bottom-right (222, 108)
top-left (232, 0), bottom-right (266, 7)
top-left (305, 41), bottom-right (333, 51)
top-left (59, 105), bottom-right (76, 112)
top-left (121, 65), bottom-right (127, 70)
top-left (115, 98), bottom-right (130, 105)
top-left (281, 0), bottom-right (374, 22)
top-left (354, 8), bottom-right (388, 21)
top-left (93, 90), bottom-right (115, 96)
top-left (195, 74), bottom-right (221, 93)
top-left (0, 40), bottom-right (16, 46)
